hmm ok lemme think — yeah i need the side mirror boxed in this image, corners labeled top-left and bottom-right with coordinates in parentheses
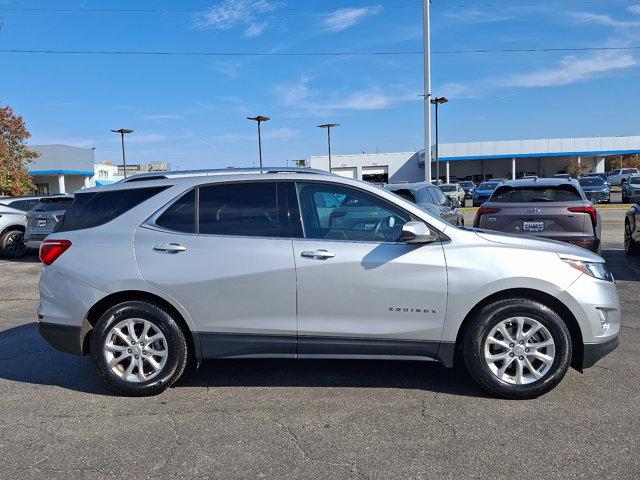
top-left (401, 221), bottom-right (438, 244)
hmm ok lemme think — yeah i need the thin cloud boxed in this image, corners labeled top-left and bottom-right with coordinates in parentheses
top-left (194, 0), bottom-right (279, 37)
top-left (501, 52), bottom-right (637, 87)
top-left (439, 82), bottom-right (477, 99)
top-left (141, 114), bottom-right (185, 121)
top-left (125, 134), bottom-right (167, 144)
top-left (571, 12), bottom-right (640, 28)
top-left (209, 61), bottom-right (241, 78)
top-left (630, 5), bottom-right (640, 15)
top-left (322, 6), bottom-right (382, 32)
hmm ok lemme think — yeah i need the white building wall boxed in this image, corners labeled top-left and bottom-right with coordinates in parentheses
top-left (308, 152), bottom-right (422, 183)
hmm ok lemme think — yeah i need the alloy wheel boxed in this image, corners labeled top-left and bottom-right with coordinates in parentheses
top-left (483, 316), bottom-right (555, 385)
top-left (5, 232), bottom-right (27, 257)
top-left (103, 318), bottom-right (168, 383)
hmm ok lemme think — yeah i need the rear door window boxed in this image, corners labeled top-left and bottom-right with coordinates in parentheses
top-left (57, 187), bottom-right (168, 232)
top-left (198, 182), bottom-right (283, 237)
top-left (155, 190), bottom-right (196, 233)
top-left (491, 185), bottom-right (582, 203)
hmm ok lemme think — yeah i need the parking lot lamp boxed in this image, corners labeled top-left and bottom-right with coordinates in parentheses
top-left (430, 97), bottom-right (448, 183)
top-left (317, 123), bottom-right (340, 172)
top-left (247, 116), bottom-right (270, 170)
top-left (110, 129), bottom-right (134, 178)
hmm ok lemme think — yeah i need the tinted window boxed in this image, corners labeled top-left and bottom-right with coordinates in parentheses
top-left (610, 170), bottom-right (620, 175)
top-left (156, 189), bottom-right (196, 233)
top-left (578, 178), bottom-right (604, 186)
top-left (478, 182), bottom-right (499, 190)
top-left (440, 185), bottom-right (457, 192)
top-left (460, 182), bottom-right (474, 187)
top-left (199, 182), bottom-right (281, 237)
top-left (429, 187), bottom-right (448, 206)
top-left (491, 185), bottom-right (581, 203)
top-left (33, 198), bottom-right (75, 212)
top-left (629, 177), bottom-right (640, 185)
top-left (56, 187), bottom-right (168, 232)
top-left (296, 182), bottom-right (411, 242)
top-left (623, 169), bottom-right (637, 174)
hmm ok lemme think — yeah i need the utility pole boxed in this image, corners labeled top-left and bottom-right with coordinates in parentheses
top-left (423, 0), bottom-right (432, 183)
top-left (317, 123), bottom-right (340, 172)
top-left (431, 96), bottom-right (448, 184)
top-left (247, 115), bottom-right (270, 170)
top-left (110, 128), bottom-right (133, 178)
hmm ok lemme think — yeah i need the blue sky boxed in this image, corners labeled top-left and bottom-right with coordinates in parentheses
top-left (1, 0), bottom-right (639, 169)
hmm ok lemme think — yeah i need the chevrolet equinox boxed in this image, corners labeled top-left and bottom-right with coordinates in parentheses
top-left (37, 168), bottom-right (620, 398)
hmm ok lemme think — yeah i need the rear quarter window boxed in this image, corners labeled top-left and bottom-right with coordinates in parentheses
top-left (491, 185), bottom-right (582, 203)
top-left (56, 186), bottom-right (169, 232)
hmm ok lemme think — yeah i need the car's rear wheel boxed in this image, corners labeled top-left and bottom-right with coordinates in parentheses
top-left (462, 298), bottom-right (572, 399)
top-left (0, 229), bottom-right (27, 258)
top-left (90, 301), bottom-right (188, 396)
top-left (624, 220), bottom-right (640, 256)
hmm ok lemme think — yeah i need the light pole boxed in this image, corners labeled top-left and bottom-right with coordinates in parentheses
top-left (247, 115), bottom-right (270, 169)
top-left (430, 97), bottom-right (448, 184)
top-left (317, 123), bottom-right (340, 172)
top-left (110, 128), bottom-right (133, 178)
top-left (423, 0), bottom-right (432, 183)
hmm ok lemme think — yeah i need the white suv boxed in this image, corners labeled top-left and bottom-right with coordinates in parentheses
top-left (37, 168), bottom-right (620, 398)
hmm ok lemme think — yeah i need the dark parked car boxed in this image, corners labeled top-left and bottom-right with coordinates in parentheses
top-left (622, 175), bottom-right (640, 203)
top-left (458, 180), bottom-right (476, 199)
top-left (578, 176), bottom-right (610, 204)
top-left (24, 195), bottom-right (74, 249)
top-left (625, 203), bottom-right (640, 256)
top-left (384, 181), bottom-right (464, 226)
top-left (472, 180), bottom-right (502, 207)
top-left (473, 178), bottom-right (602, 253)
top-left (585, 172), bottom-right (611, 186)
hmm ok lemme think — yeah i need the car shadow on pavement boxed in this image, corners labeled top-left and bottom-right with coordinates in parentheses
top-left (601, 249), bottom-right (640, 282)
top-left (0, 322), bottom-right (485, 398)
top-left (180, 359), bottom-right (486, 398)
top-left (1, 252), bottom-right (40, 263)
top-left (0, 322), bottom-right (113, 395)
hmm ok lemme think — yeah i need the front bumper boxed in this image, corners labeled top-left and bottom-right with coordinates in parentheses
top-left (583, 335), bottom-right (619, 368)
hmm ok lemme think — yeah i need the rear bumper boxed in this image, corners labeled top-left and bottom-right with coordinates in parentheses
top-left (553, 236), bottom-right (600, 253)
top-left (582, 335), bottom-right (619, 369)
top-left (24, 232), bottom-right (47, 249)
top-left (39, 321), bottom-right (84, 355)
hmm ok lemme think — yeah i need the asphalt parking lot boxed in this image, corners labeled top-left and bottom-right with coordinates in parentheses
top-left (1, 208), bottom-right (639, 479)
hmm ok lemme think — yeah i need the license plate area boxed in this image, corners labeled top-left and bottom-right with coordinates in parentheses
top-left (523, 221), bottom-right (544, 232)
top-left (37, 219), bottom-right (47, 228)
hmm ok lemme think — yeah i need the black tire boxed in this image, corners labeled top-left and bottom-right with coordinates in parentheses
top-left (462, 298), bottom-right (572, 399)
top-left (0, 229), bottom-right (28, 258)
top-left (90, 301), bottom-right (188, 396)
top-left (625, 220), bottom-right (640, 256)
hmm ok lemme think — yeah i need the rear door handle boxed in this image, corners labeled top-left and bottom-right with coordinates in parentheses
top-left (153, 243), bottom-right (187, 253)
top-left (301, 249), bottom-right (335, 259)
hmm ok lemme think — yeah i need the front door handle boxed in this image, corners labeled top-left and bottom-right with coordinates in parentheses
top-left (301, 249), bottom-right (335, 259)
top-left (153, 243), bottom-right (187, 253)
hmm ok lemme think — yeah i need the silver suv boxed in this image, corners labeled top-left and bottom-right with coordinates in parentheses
top-left (37, 168), bottom-right (620, 398)
top-left (0, 196), bottom-right (46, 258)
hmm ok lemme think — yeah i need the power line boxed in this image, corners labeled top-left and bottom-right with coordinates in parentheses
top-left (0, 46), bottom-right (638, 57)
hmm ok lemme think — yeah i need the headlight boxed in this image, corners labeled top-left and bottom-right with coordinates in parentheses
top-left (562, 258), bottom-right (613, 281)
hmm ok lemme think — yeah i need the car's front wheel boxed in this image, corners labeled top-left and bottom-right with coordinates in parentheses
top-left (462, 298), bottom-right (572, 399)
top-left (0, 229), bottom-right (28, 258)
top-left (90, 301), bottom-right (188, 396)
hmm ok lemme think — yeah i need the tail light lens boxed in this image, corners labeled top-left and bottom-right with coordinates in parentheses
top-left (473, 207), bottom-right (501, 228)
top-left (568, 206), bottom-right (597, 228)
top-left (54, 214), bottom-right (65, 222)
top-left (39, 239), bottom-right (72, 265)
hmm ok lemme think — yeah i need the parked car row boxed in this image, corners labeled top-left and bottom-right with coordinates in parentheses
top-left (0, 195), bottom-right (73, 258)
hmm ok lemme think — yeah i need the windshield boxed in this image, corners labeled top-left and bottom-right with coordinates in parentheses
top-left (629, 177), bottom-right (640, 185)
top-left (459, 182), bottom-right (473, 187)
top-left (579, 177), bottom-right (604, 186)
top-left (440, 185), bottom-right (456, 192)
top-left (32, 199), bottom-right (75, 212)
top-left (478, 182), bottom-right (499, 190)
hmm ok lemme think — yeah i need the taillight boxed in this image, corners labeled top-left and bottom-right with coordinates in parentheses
top-left (39, 239), bottom-right (72, 265)
top-left (54, 213), bottom-right (65, 222)
top-left (568, 205), bottom-right (597, 227)
top-left (473, 207), bottom-right (501, 228)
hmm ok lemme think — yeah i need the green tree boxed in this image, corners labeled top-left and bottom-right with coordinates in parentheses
top-left (0, 105), bottom-right (39, 196)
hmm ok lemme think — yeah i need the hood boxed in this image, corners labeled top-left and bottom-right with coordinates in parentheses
top-left (474, 229), bottom-right (603, 262)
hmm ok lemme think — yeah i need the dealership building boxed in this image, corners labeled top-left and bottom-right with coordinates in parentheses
top-left (28, 145), bottom-right (95, 195)
top-left (308, 135), bottom-right (640, 184)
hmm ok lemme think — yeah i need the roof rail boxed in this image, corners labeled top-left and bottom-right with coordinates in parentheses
top-left (119, 167), bottom-right (332, 183)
